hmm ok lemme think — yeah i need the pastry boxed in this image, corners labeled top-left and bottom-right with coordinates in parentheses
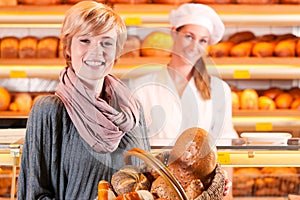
top-left (97, 180), bottom-right (116, 200)
top-left (114, 190), bottom-right (154, 200)
top-left (0, 36), bottom-right (19, 58)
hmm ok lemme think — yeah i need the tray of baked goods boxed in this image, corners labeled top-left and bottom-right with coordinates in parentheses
top-left (233, 167), bottom-right (300, 198)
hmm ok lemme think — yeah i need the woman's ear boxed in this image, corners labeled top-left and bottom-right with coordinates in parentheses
top-left (170, 27), bottom-right (177, 40)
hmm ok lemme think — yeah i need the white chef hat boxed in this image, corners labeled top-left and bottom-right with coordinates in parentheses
top-left (169, 3), bottom-right (225, 45)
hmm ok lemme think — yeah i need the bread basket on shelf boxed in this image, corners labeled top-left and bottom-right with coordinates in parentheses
top-left (124, 147), bottom-right (189, 200)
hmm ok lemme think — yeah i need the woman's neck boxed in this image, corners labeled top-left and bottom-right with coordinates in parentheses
top-left (79, 76), bottom-right (104, 96)
top-left (167, 56), bottom-right (194, 97)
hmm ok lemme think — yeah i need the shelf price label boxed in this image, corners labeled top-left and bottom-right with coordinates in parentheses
top-left (125, 17), bottom-right (142, 26)
top-left (233, 70), bottom-right (250, 79)
top-left (217, 152), bottom-right (231, 165)
top-left (10, 70), bottom-right (27, 78)
top-left (256, 122), bottom-right (273, 131)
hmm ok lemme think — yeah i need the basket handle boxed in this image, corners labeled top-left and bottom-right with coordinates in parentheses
top-left (124, 148), bottom-right (189, 200)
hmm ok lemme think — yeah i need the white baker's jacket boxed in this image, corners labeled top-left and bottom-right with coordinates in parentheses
top-left (127, 67), bottom-right (238, 147)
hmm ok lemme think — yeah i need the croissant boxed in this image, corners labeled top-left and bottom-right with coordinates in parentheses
top-left (98, 180), bottom-right (116, 200)
top-left (114, 190), bottom-right (154, 200)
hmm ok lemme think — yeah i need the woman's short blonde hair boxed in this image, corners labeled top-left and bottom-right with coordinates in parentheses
top-left (61, 1), bottom-right (127, 67)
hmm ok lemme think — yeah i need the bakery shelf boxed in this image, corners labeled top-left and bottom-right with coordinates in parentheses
top-left (0, 4), bottom-right (299, 27)
top-left (113, 4), bottom-right (300, 27)
top-left (1, 57), bottom-right (300, 79)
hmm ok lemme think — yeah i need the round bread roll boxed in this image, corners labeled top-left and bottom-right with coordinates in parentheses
top-left (262, 87), bottom-right (283, 100)
top-left (240, 89), bottom-right (259, 110)
top-left (258, 96), bottom-right (276, 110)
top-left (0, 87), bottom-right (11, 111)
top-left (289, 87), bottom-right (300, 99)
top-left (151, 0), bottom-right (192, 3)
top-left (168, 127), bottom-right (217, 189)
top-left (275, 92), bottom-right (293, 109)
top-left (291, 98), bottom-right (300, 109)
top-left (231, 90), bottom-right (240, 110)
top-left (141, 31), bottom-right (173, 57)
top-left (111, 167), bottom-right (150, 196)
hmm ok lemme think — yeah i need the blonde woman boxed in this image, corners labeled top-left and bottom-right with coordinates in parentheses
top-left (18, 1), bottom-right (149, 199)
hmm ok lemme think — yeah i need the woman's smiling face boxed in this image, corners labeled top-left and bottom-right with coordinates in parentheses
top-left (70, 28), bottom-right (117, 81)
top-left (172, 24), bottom-right (211, 66)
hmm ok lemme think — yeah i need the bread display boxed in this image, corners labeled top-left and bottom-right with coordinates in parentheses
top-left (233, 167), bottom-right (300, 197)
top-left (19, 36), bottom-right (38, 58)
top-left (37, 36), bottom-right (59, 58)
top-left (0, 36), bottom-right (19, 58)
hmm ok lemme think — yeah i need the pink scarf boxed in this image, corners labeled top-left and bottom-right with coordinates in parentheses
top-left (56, 67), bottom-right (140, 153)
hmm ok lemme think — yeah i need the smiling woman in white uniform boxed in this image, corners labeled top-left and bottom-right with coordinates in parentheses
top-left (128, 3), bottom-right (239, 147)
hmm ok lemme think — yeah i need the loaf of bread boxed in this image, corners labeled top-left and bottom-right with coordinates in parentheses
top-left (236, 0), bottom-right (279, 3)
top-left (252, 41), bottom-right (276, 57)
top-left (230, 41), bottom-right (254, 57)
top-left (0, 36), bottom-right (19, 58)
top-left (19, 36), bottom-right (38, 58)
top-left (19, 0), bottom-right (62, 4)
top-left (274, 39), bottom-right (297, 57)
top-left (228, 31), bottom-right (256, 44)
top-left (37, 36), bottom-right (59, 58)
top-left (209, 41), bottom-right (234, 57)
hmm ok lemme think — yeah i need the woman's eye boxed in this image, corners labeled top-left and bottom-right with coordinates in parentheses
top-left (80, 39), bottom-right (90, 43)
top-left (184, 34), bottom-right (193, 41)
top-left (101, 41), bottom-right (113, 48)
top-left (200, 39), bottom-right (208, 44)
